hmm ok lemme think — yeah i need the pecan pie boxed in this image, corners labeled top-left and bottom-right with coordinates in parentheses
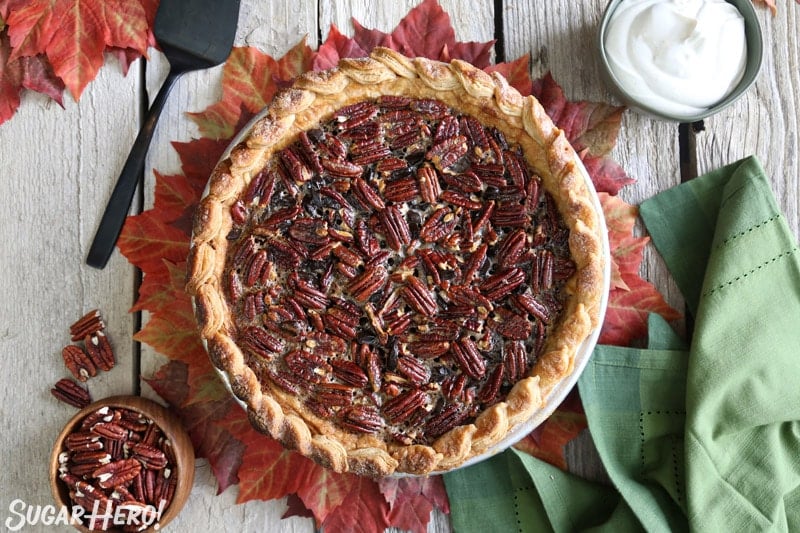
top-left (187, 48), bottom-right (605, 476)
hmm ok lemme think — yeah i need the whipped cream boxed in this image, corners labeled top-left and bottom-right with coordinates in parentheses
top-left (604, 0), bottom-right (747, 118)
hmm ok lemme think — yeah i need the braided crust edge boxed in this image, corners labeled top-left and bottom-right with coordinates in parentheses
top-left (187, 47), bottom-right (605, 477)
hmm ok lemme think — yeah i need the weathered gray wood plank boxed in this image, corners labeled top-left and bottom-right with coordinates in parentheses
top-left (0, 62), bottom-right (141, 526)
top-left (695, 7), bottom-right (800, 240)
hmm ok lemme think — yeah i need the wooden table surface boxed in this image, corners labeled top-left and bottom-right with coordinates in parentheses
top-left (1, 1), bottom-right (797, 531)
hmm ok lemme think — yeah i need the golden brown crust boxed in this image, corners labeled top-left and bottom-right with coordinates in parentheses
top-left (187, 47), bottom-right (605, 477)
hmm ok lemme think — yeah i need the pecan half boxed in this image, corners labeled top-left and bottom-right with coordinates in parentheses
top-left (93, 458), bottom-right (142, 489)
top-left (420, 207), bottom-right (458, 243)
top-left (347, 265), bottom-right (388, 302)
top-left (330, 359), bottom-right (369, 388)
top-left (397, 355), bottom-right (431, 386)
top-left (64, 431), bottom-right (102, 452)
top-left (51, 378), bottom-right (92, 408)
top-left (85, 331), bottom-right (115, 372)
top-left (477, 364), bottom-right (505, 405)
top-left (401, 277), bottom-right (438, 317)
top-left (352, 177), bottom-right (386, 211)
top-left (90, 422), bottom-right (128, 441)
top-left (285, 350), bottom-right (333, 384)
top-left (378, 205), bottom-right (411, 251)
top-left (450, 338), bottom-right (486, 379)
top-left (62, 345), bottom-right (97, 382)
top-left (382, 388), bottom-right (427, 424)
top-left (416, 165), bottom-right (441, 203)
top-left (70, 309), bottom-right (105, 342)
top-left (503, 340), bottom-right (529, 383)
top-left (339, 405), bottom-right (384, 434)
top-left (129, 442), bottom-right (168, 470)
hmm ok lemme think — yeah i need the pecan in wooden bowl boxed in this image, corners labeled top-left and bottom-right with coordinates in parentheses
top-left (187, 48), bottom-right (610, 477)
top-left (49, 396), bottom-right (194, 532)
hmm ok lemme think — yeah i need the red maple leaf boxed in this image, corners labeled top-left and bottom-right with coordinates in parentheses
top-left (348, 0), bottom-right (494, 67)
top-left (145, 360), bottom-right (245, 493)
top-left (5, 0), bottom-right (152, 99)
top-left (220, 414), bottom-right (321, 503)
top-left (1, 28), bottom-right (64, 123)
top-left (313, 24), bottom-right (368, 71)
top-left (222, 411), bottom-right (398, 533)
top-left (533, 72), bottom-right (634, 194)
top-left (484, 54), bottom-right (533, 96)
top-left (313, 476), bottom-right (392, 533)
top-left (378, 477), bottom-right (450, 533)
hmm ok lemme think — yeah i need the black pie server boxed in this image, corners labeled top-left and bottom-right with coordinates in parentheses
top-left (87, 0), bottom-right (240, 269)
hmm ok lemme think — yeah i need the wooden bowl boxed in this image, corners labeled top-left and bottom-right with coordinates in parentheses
top-left (49, 396), bottom-right (194, 532)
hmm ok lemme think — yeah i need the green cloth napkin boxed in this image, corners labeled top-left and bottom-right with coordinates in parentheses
top-left (444, 156), bottom-right (800, 532)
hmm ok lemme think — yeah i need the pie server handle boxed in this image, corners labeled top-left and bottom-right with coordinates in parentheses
top-left (86, 71), bottom-right (182, 269)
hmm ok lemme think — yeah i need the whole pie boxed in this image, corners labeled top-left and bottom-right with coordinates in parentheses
top-left (187, 48), bottom-right (605, 476)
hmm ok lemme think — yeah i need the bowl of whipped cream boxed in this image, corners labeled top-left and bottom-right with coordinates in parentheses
top-left (598, 0), bottom-right (763, 122)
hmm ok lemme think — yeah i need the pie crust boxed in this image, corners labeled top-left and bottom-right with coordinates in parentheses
top-left (187, 48), bottom-right (605, 476)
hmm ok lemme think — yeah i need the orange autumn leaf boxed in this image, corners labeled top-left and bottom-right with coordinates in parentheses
top-left (752, 0), bottom-right (778, 14)
top-left (602, 275), bottom-right (682, 346)
top-left (118, 212), bottom-right (189, 273)
top-left (188, 39), bottom-right (315, 140)
top-left (145, 360), bottom-right (245, 493)
top-left (599, 193), bottom-right (682, 346)
top-left (514, 411), bottom-right (588, 470)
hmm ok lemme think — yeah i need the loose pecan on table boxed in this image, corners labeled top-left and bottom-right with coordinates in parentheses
top-left (53, 310), bottom-right (117, 408)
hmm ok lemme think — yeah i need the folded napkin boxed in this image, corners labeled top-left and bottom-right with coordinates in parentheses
top-left (444, 156), bottom-right (800, 532)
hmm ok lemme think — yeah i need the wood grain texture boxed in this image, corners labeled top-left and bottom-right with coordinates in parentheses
top-left (696, 7), bottom-right (800, 239)
top-left (0, 63), bottom-right (141, 524)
